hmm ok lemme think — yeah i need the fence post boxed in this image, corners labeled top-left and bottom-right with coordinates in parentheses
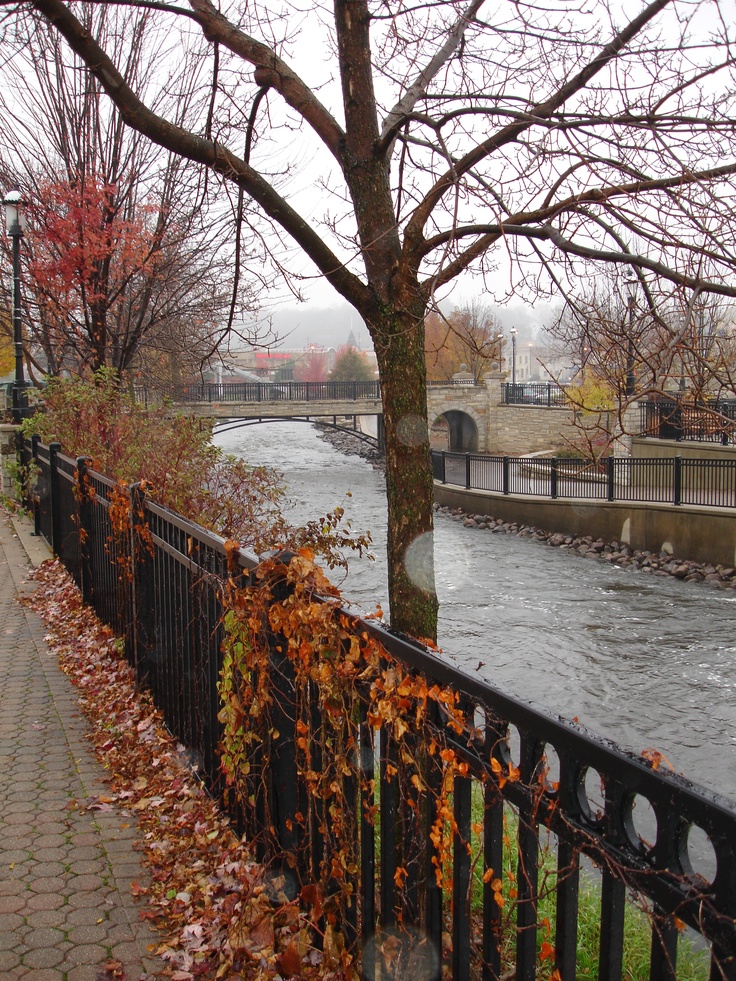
top-left (465, 453), bottom-right (471, 490)
top-left (550, 458), bottom-right (558, 500)
top-left (607, 455), bottom-right (615, 502)
top-left (441, 451), bottom-right (447, 484)
top-left (673, 455), bottom-right (682, 506)
top-left (129, 483), bottom-right (156, 680)
top-left (377, 414), bottom-right (385, 455)
top-left (48, 442), bottom-right (61, 554)
top-left (502, 456), bottom-right (510, 495)
top-left (76, 456), bottom-right (93, 605)
top-left (30, 434), bottom-right (41, 534)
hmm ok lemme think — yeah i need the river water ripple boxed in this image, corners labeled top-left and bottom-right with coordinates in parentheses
top-left (216, 422), bottom-right (736, 801)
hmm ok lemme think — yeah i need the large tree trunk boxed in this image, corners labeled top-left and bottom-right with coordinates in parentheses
top-left (369, 298), bottom-right (438, 643)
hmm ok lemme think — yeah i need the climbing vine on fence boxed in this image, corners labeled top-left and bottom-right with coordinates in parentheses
top-left (216, 546), bottom-right (525, 970)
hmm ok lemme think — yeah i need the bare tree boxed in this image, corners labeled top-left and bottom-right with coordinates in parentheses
top-left (0, 9), bottom-right (260, 383)
top-left (426, 300), bottom-right (503, 383)
top-left (550, 274), bottom-right (736, 430)
top-left (10, 0), bottom-right (736, 639)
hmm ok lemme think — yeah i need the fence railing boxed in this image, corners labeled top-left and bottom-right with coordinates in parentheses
top-left (21, 437), bottom-right (736, 980)
top-left (503, 383), bottom-right (567, 407)
top-left (136, 380), bottom-right (382, 405)
top-left (433, 449), bottom-right (736, 509)
top-left (640, 399), bottom-right (736, 444)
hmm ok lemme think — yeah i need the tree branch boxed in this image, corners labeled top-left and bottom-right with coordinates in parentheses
top-left (378, 0), bottom-right (485, 153)
top-left (27, 0), bottom-right (372, 310)
top-left (405, 0), bottom-right (672, 247)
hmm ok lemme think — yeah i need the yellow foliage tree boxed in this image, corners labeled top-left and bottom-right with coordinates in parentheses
top-left (566, 375), bottom-right (615, 414)
top-left (0, 320), bottom-right (14, 377)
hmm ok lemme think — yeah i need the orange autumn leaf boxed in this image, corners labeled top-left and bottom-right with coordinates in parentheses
top-left (540, 941), bottom-right (555, 961)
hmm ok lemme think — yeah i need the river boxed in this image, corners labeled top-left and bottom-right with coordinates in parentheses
top-left (215, 421), bottom-right (736, 802)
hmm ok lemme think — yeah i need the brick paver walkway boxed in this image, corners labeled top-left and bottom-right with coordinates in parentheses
top-left (0, 509), bottom-right (163, 979)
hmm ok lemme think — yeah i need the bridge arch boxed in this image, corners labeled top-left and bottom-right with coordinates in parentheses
top-left (430, 409), bottom-right (479, 452)
top-left (211, 415), bottom-right (381, 450)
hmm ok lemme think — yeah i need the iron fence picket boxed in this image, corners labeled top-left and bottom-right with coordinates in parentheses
top-left (483, 713), bottom-right (506, 981)
top-left (33, 442), bottom-right (53, 547)
top-left (359, 710), bottom-right (377, 956)
top-left (555, 836), bottom-right (581, 981)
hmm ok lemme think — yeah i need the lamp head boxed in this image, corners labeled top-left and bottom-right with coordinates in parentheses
top-left (3, 190), bottom-right (26, 236)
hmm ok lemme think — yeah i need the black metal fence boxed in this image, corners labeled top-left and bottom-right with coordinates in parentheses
top-left (503, 383), bottom-right (568, 407)
top-left (433, 449), bottom-right (736, 509)
top-left (137, 380), bottom-right (382, 405)
top-left (640, 399), bottom-right (736, 445)
top-left (22, 437), bottom-right (736, 980)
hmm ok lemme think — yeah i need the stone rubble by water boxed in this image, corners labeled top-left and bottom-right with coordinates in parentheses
top-left (435, 502), bottom-right (736, 588)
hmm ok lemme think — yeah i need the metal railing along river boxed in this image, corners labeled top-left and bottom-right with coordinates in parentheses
top-left (19, 436), bottom-right (736, 980)
top-left (433, 449), bottom-right (736, 510)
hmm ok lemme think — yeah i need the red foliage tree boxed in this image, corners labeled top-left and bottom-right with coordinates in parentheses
top-left (28, 176), bottom-right (159, 372)
top-left (293, 347), bottom-right (330, 382)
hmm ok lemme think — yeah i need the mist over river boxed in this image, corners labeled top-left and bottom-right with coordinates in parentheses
top-left (215, 421), bottom-right (736, 801)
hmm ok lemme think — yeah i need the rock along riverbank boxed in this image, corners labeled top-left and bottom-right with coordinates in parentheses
top-left (436, 502), bottom-right (736, 589)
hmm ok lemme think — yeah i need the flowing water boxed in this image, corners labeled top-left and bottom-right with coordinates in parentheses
top-left (215, 421), bottom-right (736, 801)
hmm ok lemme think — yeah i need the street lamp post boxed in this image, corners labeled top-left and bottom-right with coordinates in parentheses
top-left (510, 326), bottom-right (517, 387)
top-left (624, 271), bottom-right (637, 397)
top-left (3, 191), bottom-right (27, 423)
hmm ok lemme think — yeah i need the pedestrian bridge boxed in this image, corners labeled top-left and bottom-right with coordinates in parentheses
top-left (151, 375), bottom-right (578, 455)
top-left (158, 380), bottom-right (385, 448)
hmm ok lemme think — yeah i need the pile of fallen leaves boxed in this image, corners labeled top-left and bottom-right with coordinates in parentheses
top-left (21, 558), bottom-right (344, 980)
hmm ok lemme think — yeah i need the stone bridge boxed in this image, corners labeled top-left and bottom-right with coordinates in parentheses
top-left (427, 372), bottom-right (578, 453)
top-left (161, 375), bottom-right (580, 454)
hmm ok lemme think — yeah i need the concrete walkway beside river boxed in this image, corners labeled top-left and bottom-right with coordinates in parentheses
top-left (0, 508), bottom-right (163, 979)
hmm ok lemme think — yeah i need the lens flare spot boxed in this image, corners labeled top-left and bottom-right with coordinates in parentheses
top-left (263, 867), bottom-right (298, 903)
top-left (361, 927), bottom-right (439, 979)
top-left (397, 414), bottom-right (428, 447)
top-left (404, 532), bottom-right (436, 594)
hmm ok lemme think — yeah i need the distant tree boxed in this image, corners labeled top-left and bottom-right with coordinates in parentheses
top-left (425, 302), bottom-right (503, 383)
top-left (330, 346), bottom-right (374, 382)
top-left (549, 279), bottom-right (736, 440)
top-left (293, 347), bottom-right (329, 383)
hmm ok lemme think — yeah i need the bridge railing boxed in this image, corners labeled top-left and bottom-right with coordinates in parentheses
top-left (433, 449), bottom-right (736, 508)
top-left (139, 380), bottom-right (382, 404)
top-left (22, 436), bottom-right (736, 980)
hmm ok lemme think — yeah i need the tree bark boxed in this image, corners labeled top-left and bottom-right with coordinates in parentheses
top-left (368, 289), bottom-right (438, 642)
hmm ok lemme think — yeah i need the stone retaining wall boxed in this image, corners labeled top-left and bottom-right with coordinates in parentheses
top-left (0, 424), bottom-right (19, 498)
top-left (434, 481), bottom-right (736, 569)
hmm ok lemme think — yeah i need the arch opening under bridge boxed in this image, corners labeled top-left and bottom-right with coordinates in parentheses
top-left (211, 415), bottom-right (382, 451)
top-left (431, 409), bottom-right (478, 452)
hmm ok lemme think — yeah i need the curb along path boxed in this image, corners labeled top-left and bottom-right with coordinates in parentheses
top-left (0, 508), bottom-right (163, 980)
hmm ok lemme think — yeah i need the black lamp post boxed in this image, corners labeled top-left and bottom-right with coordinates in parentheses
top-left (624, 270), bottom-right (636, 397)
top-left (3, 190), bottom-right (27, 423)
top-left (510, 325), bottom-right (517, 387)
